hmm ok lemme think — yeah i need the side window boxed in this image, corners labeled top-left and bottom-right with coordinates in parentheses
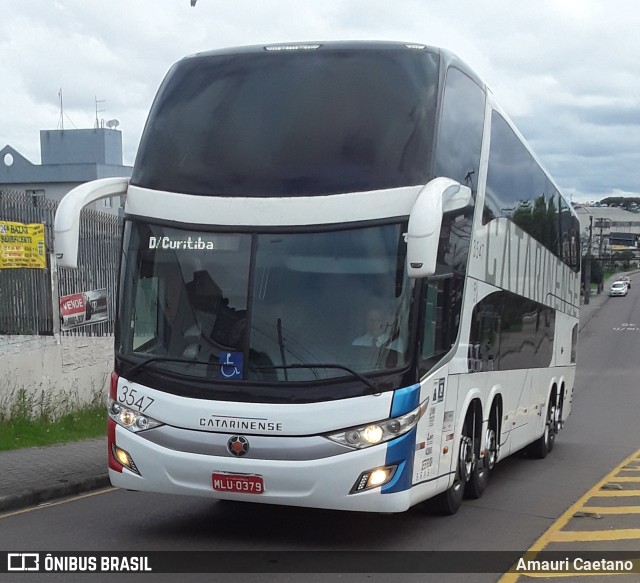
top-left (484, 112), bottom-right (579, 273)
top-left (468, 291), bottom-right (555, 372)
top-left (484, 112), bottom-right (547, 227)
top-left (433, 68), bottom-right (484, 278)
top-left (434, 68), bottom-right (485, 193)
top-left (132, 276), bottom-right (159, 351)
top-left (468, 295), bottom-right (502, 372)
top-left (420, 275), bottom-right (464, 375)
top-left (559, 197), bottom-right (581, 272)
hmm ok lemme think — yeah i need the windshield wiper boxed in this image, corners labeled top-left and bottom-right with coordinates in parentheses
top-left (256, 363), bottom-right (380, 393)
top-left (276, 317), bottom-right (288, 381)
top-left (118, 354), bottom-right (381, 393)
top-left (118, 353), bottom-right (218, 379)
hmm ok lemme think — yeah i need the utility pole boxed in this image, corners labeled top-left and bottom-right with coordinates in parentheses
top-left (594, 218), bottom-right (610, 294)
top-left (584, 215), bottom-right (593, 305)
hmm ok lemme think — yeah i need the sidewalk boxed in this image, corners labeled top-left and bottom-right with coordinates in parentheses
top-left (0, 278), bottom-right (624, 513)
top-left (0, 437), bottom-right (109, 513)
top-left (578, 286), bottom-right (609, 332)
top-left (579, 269), bottom-right (640, 332)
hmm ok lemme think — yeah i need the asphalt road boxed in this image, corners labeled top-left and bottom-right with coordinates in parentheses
top-left (2, 288), bottom-right (640, 583)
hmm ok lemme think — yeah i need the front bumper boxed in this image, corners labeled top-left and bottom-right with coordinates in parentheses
top-left (109, 425), bottom-right (415, 513)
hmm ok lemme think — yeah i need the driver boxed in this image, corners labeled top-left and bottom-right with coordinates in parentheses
top-left (352, 306), bottom-right (392, 348)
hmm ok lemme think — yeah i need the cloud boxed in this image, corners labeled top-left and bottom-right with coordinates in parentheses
top-left (1, 0), bottom-right (639, 199)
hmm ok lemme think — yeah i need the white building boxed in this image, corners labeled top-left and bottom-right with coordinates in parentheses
top-left (573, 204), bottom-right (640, 261)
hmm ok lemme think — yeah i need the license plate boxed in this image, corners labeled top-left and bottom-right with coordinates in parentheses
top-left (212, 472), bottom-right (264, 494)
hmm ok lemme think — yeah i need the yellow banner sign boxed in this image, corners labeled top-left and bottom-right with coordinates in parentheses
top-left (0, 220), bottom-right (47, 269)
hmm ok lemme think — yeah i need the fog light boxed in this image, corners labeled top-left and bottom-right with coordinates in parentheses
top-left (112, 444), bottom-right (140, 475)
top-left (369, 469), bottom-right (389, 487)
top-left (350, 465), bottom-right (398, 493)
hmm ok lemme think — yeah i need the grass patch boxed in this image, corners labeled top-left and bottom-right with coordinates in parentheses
top-left (0, 404), bottom-right (106, 451)
top-left (0, 384), bottom-right (107, 451)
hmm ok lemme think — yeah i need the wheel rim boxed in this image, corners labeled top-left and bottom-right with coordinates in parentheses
top-left (543, 423), bottom-right (549, 448)
top-left (548, 405), bottom-right (556, 443)
top-left (484, 428), bottom-right (497, 470)
top-left (459, 435), bottom-right (473, 482)
top-left (554, 400), bottom-right (563, 432)
top-left (544, 404), bottom-right (556, 448)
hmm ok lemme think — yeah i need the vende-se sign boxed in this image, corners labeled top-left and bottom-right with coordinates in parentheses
top-left (59, 289), bottom-right (108, 330)
top-left (60, 293), bottom-right (85, 316)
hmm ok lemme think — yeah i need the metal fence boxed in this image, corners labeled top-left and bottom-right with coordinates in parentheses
top-left (0, 188), bottom-right (122, 336)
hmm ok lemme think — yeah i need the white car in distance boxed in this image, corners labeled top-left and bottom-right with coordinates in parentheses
top-left (610, 281), bottom-right (629, 297)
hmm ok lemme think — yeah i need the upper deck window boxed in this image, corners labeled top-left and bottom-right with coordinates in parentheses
top-left (132, 47), bottom-right (439, 197)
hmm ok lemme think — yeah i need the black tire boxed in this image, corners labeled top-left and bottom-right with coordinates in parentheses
top-left (465, 457), bottom-right (489, 499)
top-left (433, 431), bottom-right (472, 515)
top-left (555, 389), bottom-right (564, 433)
top-left (529, 397), bottom-right (556, 459)
top-left (465, 422), bottom-right (497, 499)
top-left (433, 470), bottom-right (465, 515)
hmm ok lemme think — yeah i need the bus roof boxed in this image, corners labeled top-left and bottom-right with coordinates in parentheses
top-left (181, 40), bottom-right (486, 90)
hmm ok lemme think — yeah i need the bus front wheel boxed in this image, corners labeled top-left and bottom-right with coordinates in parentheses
top-left (433, 428), bottom-right (473, 515)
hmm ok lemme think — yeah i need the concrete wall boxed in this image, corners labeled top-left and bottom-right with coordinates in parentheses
top-left (0, 335), bottom-right (113, 418)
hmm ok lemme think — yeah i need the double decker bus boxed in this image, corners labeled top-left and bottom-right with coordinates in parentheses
top-left (55, 41), bottom-right (580, 514)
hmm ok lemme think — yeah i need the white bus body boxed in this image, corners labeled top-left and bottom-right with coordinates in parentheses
top-left (55, 42), bottom-right (580, 514)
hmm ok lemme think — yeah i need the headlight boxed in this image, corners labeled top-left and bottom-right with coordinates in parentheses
top-left (108, 397), bottom-right (163, 432)
top-left (327, 403), bottom-right (426, 449)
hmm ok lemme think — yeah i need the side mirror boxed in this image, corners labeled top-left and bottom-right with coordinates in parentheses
top-left (406, 177), bottom-right (472, 278)
top-left (54, 177), bottom-right (129, 268)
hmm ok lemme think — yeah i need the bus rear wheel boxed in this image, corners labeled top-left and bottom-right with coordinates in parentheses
top-left (465, 423), bottom-right (496, 499)
top-left (529, 397), bottom-right (556, 459)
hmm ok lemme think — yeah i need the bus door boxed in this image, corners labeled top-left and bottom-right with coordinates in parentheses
top-left (414, 276), bottom-right (463, 487)
top-left (411, 372), bottom-right (463, 494)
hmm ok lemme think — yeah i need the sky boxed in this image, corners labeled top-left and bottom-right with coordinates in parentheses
top-left (1, 0), bottom-right (639, 203)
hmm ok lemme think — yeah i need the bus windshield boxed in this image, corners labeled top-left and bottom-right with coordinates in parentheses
top-left (131, 46), bottom-right (438, 196)
top-left (117, 221), bottom-right (413, 385)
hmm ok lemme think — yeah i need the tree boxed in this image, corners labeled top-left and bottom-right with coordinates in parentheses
top-left (586, 258), bottom-right (603, 285)
top-left (612, 250), bottom-right (635, 269)
top-left (600, 196), bottom-right (640, 210)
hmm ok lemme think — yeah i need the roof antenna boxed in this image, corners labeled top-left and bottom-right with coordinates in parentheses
top-left (58, 88), bottom-right (64, 130)
top-left (56, 88), bottom-right (77, 130)
top-left (95, 96), bottom-right (106, 129)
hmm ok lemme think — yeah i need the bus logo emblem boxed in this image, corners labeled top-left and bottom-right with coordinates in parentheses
top-left (227, 435), bottom-right (249, 457)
